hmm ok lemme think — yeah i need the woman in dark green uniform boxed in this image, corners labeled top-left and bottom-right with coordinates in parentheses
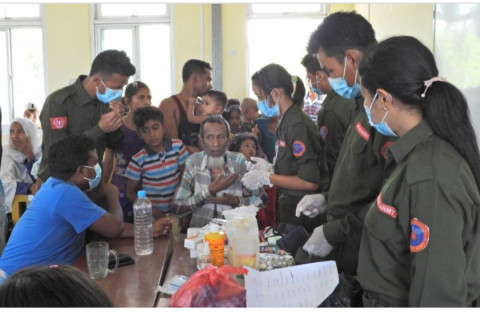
top-left (358, 36), bottom-right (480, 307)
top-left (242, 63), bottom-right (329, 232)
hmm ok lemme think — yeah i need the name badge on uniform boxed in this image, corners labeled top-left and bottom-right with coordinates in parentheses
top-left (376, 193), bottom-right (397, 218)
top-left (50, 117), bottom-right (68, 130)
top-left (355, 122), bottom-right (370, 141)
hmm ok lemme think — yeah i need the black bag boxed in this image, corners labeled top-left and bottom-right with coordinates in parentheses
top-left (265, 223), bottom-right (309, 255)
top-left (319, 273), bottom-right (364, 307)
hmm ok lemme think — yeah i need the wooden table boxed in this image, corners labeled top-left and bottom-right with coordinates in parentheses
top-left (75, 235), bottom-right (172, 307)
top-left (155, 233), bottom-right (197, 307)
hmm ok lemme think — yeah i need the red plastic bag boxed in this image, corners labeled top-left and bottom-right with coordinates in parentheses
top-left (169, 265), bottom-right (248, 307)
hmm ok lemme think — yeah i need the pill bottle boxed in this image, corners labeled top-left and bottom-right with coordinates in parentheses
top-left (205, 223), bottom-right (225, 267)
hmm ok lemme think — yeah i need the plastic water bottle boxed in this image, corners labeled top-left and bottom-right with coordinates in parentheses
top-left (134, 190), bottom-right (153, 255)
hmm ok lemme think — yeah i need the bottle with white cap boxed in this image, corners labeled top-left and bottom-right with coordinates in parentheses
top-left (133, 190), bottom-right (153, 255)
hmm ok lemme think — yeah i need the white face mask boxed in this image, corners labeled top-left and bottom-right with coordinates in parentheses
top-left (82, 163), bottom-right (102, 191)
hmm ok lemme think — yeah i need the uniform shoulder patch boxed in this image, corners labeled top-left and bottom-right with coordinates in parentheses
top-left (50, 117), bottom-right (68, 130)
top-left (292, 140), bottom-right (306, 157)
top-left (320, 125), bottom-right (328, 140)
top-left (355, 122), bottom-right (370, 141)
top-left (376, 193), bottom-right (397, 218)
top-left (410, 218), bottom-right (429, 252)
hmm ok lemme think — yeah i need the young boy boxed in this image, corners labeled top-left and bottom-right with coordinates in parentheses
top-left (186, 89), bottom-right (228, 124)
top-left (240, 97), bottom-right (259, 133)
top-left (125, 107), bottom-right (189, 218)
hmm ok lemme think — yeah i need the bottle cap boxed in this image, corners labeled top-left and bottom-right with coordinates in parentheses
top-left (209, 223), bottom-right (220, 233)
top-left (137, 190), bottom-right (146, 198)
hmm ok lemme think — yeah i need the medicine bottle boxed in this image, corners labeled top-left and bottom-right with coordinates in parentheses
top-left (205, 223), bottom-right (224, 267)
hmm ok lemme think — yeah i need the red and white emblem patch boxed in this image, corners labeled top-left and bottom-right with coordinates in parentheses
top-left (355, 122), bottom-right (370, 141)
top-left (279, 140), bottom-right (286, 148)
top-left (376, 193), bottom-right (397, 218)
top-left (50, 117), bottom-right (68, 130)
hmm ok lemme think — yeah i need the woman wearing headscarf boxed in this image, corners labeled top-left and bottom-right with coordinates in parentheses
top-left (0, 117), bottom-right (42, 214)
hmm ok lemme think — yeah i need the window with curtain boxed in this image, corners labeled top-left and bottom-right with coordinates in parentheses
top-left (94, 4), bottom-right (172, 106)
top-left (0, 4), bottom-right (45, 125)
top-left (246, 3), bottom-right (327, 96)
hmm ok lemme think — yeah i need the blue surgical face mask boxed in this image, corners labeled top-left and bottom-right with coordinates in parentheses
top-left (328, 56), bottom-right (361, 99)
top-left (83, 163), bottom-right (102, 191)
top-left (257, 91), bottom-right (280, 117)
top-left (96, 78), bottom-right (123, 103)
top-left (364, 93), bottom-right (397, 137)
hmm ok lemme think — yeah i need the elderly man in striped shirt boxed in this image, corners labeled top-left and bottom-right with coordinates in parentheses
top-left (172, 116), bottom-right (267, 228)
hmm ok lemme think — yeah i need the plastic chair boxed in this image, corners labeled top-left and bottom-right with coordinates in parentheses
top-left (11, 194), bottom-right (28, 224)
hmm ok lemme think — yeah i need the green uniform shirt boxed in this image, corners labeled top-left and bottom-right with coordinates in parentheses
top-left (358, 121), bottom-right (480, 306)
top-left (316, 91), bottom-right (356, 181)
top-left (274, 100), bottom-right (329, 196)
top-left (37, 75), bottom-right (124, 180)
top-left (274, 101), bottom-right (329, 230)
top-left (322, 95), bottom-right (396, 275)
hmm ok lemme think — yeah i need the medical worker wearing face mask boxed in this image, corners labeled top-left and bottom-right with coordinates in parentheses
top-left (357, 36), bottom-right (480, 307)
top-left (36, 49), bottom-right (136, 190)
top-left (243, 64), bottom-right (329, 232)
top-left (301, 53), bottom-right (356, 183)
top-left (294, 12), bottom-right (397, 281)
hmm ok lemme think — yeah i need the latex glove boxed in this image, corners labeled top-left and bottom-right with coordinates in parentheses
top-left (241, 170), bottom-right (273, 190)
top-left (295, 194), bottom-right (327, 218)
top-left (303, 225), bottom-right (334, 257)
top-left (245, 156), bottom-right (273, 173)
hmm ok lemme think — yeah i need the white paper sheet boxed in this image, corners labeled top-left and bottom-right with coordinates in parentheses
top-left (244, 261), bottom-right (339, 307)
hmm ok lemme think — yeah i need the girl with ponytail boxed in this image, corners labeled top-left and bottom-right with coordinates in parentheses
top-left (357, 35), bottom-right (480, 306)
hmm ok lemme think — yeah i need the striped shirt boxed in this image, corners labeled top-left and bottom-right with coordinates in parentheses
top-left (125, 138), bottom-right (188, 213)
top-left (172, 151), bottom-right (267, 227)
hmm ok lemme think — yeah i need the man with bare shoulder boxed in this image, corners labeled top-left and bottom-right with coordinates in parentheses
top-left (159, 59), bottom-right (212, 154)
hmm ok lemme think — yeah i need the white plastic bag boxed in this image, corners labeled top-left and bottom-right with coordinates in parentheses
top-left (222, 206), bottom-right (259, 269)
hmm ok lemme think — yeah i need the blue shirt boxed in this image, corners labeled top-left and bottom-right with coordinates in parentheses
top-left (257, 118), bottom-right (276, 163)
top-left (0, 177), bottom-right (105, 276)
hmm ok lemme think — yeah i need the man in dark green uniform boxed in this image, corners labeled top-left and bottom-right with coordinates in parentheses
top-left (295, 11), bottom-right (396, 278)
top-left (37, 50), bottom-right (136, 185)
top-left (301, 54), bottom-right (356, 183)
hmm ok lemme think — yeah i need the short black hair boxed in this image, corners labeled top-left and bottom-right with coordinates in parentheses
top-left (133, 106), bottom-right (164, 129)
top-left (89, 49), bottom-right (136, 78)
top-left (204, 89), bottom-right (228, 109)
top-left (182, 59), bottom-right (212, 83)
top-left (307, 11), bottom-right (377, 63)
top-left (0, 265), bottom-right (113, 307)
top-left (48, 135), bottom-right (95, 181)
top-left (301, 53), bottom-right (322, 74)
top-left (199, 115), bottom-right (230, 138)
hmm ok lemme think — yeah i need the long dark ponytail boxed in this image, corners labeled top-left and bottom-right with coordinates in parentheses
top-left (360, 35), bottom-right (480, 190)
top-left (251, 63), bottom-right (306, 105)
